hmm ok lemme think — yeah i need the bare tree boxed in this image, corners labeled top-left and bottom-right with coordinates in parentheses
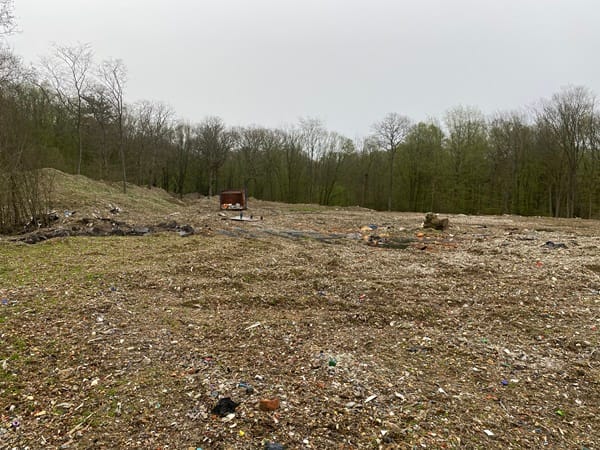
top-left (196, 117), bottom-right (233, 196)
top-left (318, 132), bottom-right (353, 205)
top-left (444, 106), bottom-right (488, 212)
top-left (173, 122), bottom-right (193, 197)
top-left (236, 126), bottom-right (275, 197)
top-left (0, 45), bottom-right (21, 85)
top-left (372, 113), bottom-right (412, 211)
top-left (131, 101), bottom-right (173, 186)
top-left (0, 0), bottom-right (15, 35)
top-left (280, 126), bottom-right (305, 203)
top-left (488, 112), bottom-right (534, 214)
top-left (299, 117), bottom-right (326, 202)
top-left (97, 58), bottom-right (127, 193)
top-left (404, 121), bottom-right (444, 211)
top-left (84, 84), bottom-right (115, 178)
top-left (586, 114), bottom-right (600, 218)
top-left (355, 136), bottom-right (378, 207)
top-left (40, 43), bottom-right (93, 175)
top-left (536, 86), bottom-right (596, 217)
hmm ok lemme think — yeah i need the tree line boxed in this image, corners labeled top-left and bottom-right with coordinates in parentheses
top-left (1, 8), bottom-right (599, 231)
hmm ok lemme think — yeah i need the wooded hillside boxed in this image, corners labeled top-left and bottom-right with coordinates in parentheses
top-left (1, 4), bottom-right (599, 232)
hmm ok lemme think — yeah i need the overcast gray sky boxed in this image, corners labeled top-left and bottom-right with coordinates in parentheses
top-left (8, 0), bottom-right (600, 137)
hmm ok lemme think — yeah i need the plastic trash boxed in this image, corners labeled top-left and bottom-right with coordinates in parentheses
top-left (543, 241), bottom-right (567, 249)
top-left (328, 357), bottom-right (337, 367)
top-left (312, 350), bottom-right (327, 369)
top-left (264, 443), bottom-right (285, 450)
top-left (364, 394), bottom-right (377, 403)
top-left (238, 382), bottom-right (254, 394)
top-left (211, 397), bottom-right (238, 417)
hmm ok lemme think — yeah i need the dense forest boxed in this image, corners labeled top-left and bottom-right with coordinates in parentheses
top-left (1, 3), bottom-right (599, 232)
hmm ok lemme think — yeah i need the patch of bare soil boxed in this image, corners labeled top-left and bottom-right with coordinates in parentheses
top-left (1, 197), bottom-right (599, 449)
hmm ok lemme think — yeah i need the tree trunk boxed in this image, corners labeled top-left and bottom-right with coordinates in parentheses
top-left (388, 150), bottom-right (395, 211)
top-left (118, 122), bottom-right (127, 194)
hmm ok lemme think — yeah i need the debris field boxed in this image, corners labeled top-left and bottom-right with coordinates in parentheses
top-left (1, 191), bottom-right (599, 449)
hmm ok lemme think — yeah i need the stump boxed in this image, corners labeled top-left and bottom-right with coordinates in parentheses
top-left (423, 212), bottom-right (449, 230)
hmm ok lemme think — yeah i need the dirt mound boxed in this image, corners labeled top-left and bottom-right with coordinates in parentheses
top-left (41, 168), bottom-right (185, 221)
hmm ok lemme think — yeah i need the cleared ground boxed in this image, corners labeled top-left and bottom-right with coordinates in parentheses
top-left (1, 172), bottom-right (599, 449)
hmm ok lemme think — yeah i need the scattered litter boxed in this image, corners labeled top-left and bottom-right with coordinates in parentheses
top-left (483, 429), bottom-right (495, 437)
top-left (4, 190), bottom-right (598, 448)
top-left (360, 224), bottom-right (378, 232)
top-left (365, 394), bottom-right (377, 403)
top-left (221, 413), bottom-right (235, 422)
top-left (543, 241), bottom-right (567, 249)
top-left (264, 443), bottom-right (285, 450)
top-left (230, 214), bottom-right (261, 222)
top-left (177, 224), bottom-right (195, 237)
top-left (211, 398), bottom-right (238, 417)
top-left (365, 235), bottom-right (415, 249)
top-left (238, 382), bottom-right (254, 394)
top-left (16, 219), bottom-right (196, 244)
top-left (258, 397), bottom-right (280, 411)
top-left (56, 402), bottom-right (73, 409)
